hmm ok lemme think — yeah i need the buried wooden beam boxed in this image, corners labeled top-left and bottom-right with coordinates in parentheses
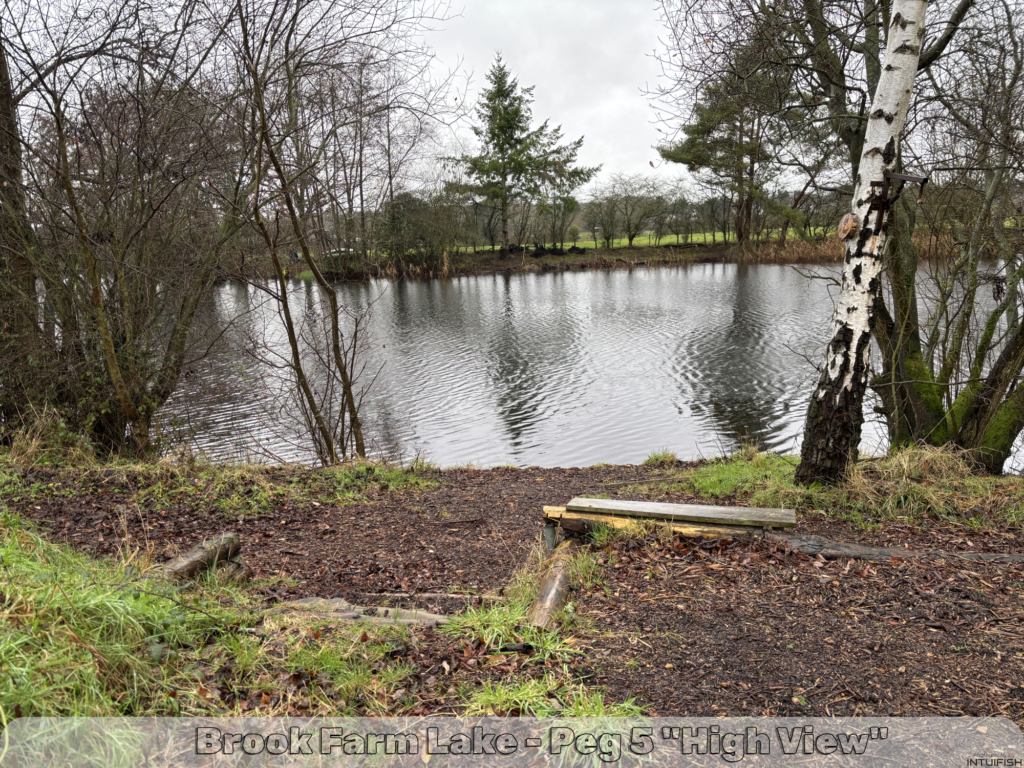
top-left (544, 507), bottom-right (749, 540)
top-left (526, 541), bottom-right (576, 631)
top-left (565, 496), bottom-right (796, 528)
top-left (162, 532), bottom-right (241, 580)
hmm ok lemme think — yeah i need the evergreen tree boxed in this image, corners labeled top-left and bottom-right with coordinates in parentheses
top-left (463, 54), bottom-right (598, 254)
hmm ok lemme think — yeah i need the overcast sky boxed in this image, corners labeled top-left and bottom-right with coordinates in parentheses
top-left (426, 0), bottom-right (685, 191)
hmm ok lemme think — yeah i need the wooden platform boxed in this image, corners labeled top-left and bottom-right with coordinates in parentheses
top-left (564, 496), bottom-right (796, 528)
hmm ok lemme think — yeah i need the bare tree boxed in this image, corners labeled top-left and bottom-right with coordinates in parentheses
top-left (226, 0), bottom-right (454, 463)
top-left (2, 0), bottom-right (244, 454)
top-left (602, 174), bottom-right (666, 248)
top-left (653, 0), bottom-right (998, 480)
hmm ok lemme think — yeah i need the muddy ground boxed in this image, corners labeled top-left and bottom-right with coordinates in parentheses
top-left (9, 463), bottom-right (1024, 723)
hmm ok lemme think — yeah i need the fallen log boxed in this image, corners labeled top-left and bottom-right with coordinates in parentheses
top-left (544, 506), bottom-right (749, 540)
top-left (357, 592), bottom-right (505, 602)
top-left (772, 532), bottom-right (919, 561)
top-left (215, 554), bottom-right (254, 584)
top-left (162, 532), bottom-right (241, 580)
top-left (526, 541), bottom-right (576, 631)
top-left (772, 532), bottom-right (1024, 564)
top-left (267, 597), bottom-right (447, 627)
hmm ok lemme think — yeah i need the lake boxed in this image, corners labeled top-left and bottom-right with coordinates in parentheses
top-left (161, 262), bottom-right (902, 467)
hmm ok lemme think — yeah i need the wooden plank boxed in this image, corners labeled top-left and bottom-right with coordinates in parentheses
top-left (565, 497), bottom-right (796, 528)
top-left (543, 507), bottom-right (749, 540)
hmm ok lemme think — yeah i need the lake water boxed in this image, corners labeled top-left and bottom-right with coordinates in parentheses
top-left (161, 263), bottom-right (900, 467)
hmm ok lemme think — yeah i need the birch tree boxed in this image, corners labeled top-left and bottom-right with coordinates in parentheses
top-left (794, 0), bottom-right (929, 482)
top-left (653, 0), bottom-right (997, 479)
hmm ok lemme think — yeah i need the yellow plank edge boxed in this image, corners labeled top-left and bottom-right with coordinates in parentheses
top-left (543, 506), bottom-right (750, 540)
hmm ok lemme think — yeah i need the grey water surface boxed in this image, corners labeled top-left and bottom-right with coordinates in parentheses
top-left (162, 262), bottom-right (897, 467)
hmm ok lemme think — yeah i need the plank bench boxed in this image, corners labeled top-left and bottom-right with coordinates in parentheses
top-left (542, 496), bottom-right (796, 548)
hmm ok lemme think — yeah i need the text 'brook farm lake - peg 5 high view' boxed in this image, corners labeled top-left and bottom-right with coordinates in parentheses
top-left (2, 0), bottom-right (1024, 761)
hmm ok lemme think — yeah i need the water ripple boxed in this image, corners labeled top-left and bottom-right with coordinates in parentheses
top-left (161, 264), bottom-right (929, 467)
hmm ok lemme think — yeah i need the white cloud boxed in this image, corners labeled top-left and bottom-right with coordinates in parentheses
top-left (426, 0), bottom-right (686, 193)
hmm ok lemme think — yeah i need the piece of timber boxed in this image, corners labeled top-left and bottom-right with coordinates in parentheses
top-left (565, 497), bottom-right (795, 528)
top-left (163, 532), bottom-right (241, 580)
top-left (543, 507), bottom-right (748, 540)
top-left (526, 541), bottom-right (575, 631)
top-left (771, 532), bottom-right (1024, 563)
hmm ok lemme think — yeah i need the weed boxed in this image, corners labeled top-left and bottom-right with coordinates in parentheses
top-left (7, 405), bottom-right (96, 466)
top-left (643, 448), bottom-right (677, 467)
top-left (465, 671), bottom-right (643, 716)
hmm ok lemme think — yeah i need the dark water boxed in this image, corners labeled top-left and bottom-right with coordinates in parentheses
top-left (162, 263), bottom-right (898, 467)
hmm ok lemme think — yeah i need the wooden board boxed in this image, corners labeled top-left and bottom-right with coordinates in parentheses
top-left (544, 507), bottom-right (749, 540)
top-left (565, 497), bottom-right (796, 528)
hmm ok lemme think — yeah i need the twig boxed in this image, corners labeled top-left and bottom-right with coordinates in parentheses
top-left (600, 478), bottom-right (682, 488)
top-left (639, 594), bottom-right (697, 602)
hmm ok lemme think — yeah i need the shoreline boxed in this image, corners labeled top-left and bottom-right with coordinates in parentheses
top-left (222, 241), bottom-right (844, 284)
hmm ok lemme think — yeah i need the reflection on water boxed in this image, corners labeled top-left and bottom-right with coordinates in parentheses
top-left (162, 263), bottom-right (897, 467)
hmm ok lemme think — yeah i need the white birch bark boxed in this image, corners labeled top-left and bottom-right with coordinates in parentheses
top-left (796, 0), bottom-right (929, 483)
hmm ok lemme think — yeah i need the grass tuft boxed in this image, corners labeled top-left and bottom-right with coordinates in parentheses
top-left (465, 671), bottom-right (642, 716)
top-left (0, 508), bottom-right (244, 716)
top-left (642, 448), bottom-right (678, 467)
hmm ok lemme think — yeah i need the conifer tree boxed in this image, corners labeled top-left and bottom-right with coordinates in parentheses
top-left (463, 54), bottom-right (598, 254)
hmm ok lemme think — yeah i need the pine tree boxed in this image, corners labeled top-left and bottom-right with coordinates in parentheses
top-left (463, 54), bottom-right (598, 254)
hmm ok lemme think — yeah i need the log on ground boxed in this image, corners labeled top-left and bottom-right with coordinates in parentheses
top-left (772, 533), bottom-right (1024, 563)
top-left (267, 597), bottom-right (447, 627)
top-left (162, 532), bottom-right (241, 580)
top-left (215, 554), bottom-right (254, 583)
top-left (526, 541), bottom-right (576, 631)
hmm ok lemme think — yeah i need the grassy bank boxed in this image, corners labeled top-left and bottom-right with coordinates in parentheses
top-left (0, 450), bottom-right (436, 521)
top-left (0, 505), bottom-right (634, 719)
top-left (636, 443), bottom-right (1024, 530)
top-left (3, 442), bottom-right (1021, 723)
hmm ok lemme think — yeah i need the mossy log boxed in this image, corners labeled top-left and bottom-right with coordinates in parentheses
top-left (162, 532), bottom-right (241, 580)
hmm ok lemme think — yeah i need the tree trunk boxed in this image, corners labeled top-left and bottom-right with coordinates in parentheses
top-left (795, 0), bottom-right (928, 485)
top-left (0, 38), bottom-right (40, 422)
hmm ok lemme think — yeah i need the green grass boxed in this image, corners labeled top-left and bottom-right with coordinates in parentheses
top-left (662, 444), bottom-right (1024, 527)
top-left (0, 450), bottom-right (436, 519)
top-left (643, 448), bottom-right (678, 467)
top-left (0, 508), bottom-right (246, 717)
top-left (457, 225), bottom-right (839, 254)
top-left (464, 671), bottom-right (642, 716)
top-left (0, 508), bottom-right (430, 721)
top-left (442, 544), bottom-right (602, 661)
